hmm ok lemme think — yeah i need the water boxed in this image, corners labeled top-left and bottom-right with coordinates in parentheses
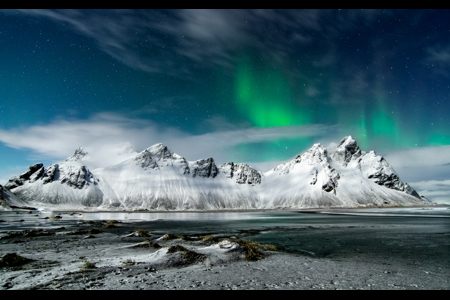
top-left (1, 207), bottom-right (449, 265)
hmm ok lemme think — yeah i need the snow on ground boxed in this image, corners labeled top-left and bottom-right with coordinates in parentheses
top-left (0, 214), bottom-right (448, 290)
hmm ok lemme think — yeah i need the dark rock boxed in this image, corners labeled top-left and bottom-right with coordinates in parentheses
top-left (134, 143), bottom-right (190, 175)
top-left (331, 136), bottom-right (362, 166)
top-left (5, 177), bottom-right (24, 190)
top-left (233, 163), bottom-right (262, 185)
top-left (219, 162), bottom-right (262, 184)
top-left (135, 149), bottom-right (159, 170)
top-left (191, 158), bottom-right (218, 178)
top-left (19, 163), bottom-right (44, 181)
top-left (6, 164), bottom-right (45, 190)
top-left (42, 164), bottom-right (59, 184)
top-left (60, 165), bottom-right (90, 189)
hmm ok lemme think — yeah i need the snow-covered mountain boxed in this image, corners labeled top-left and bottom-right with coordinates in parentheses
top-left (95, 143), bottom-right (262, 210)
top-left (261, 136), bottom-right (425, 209)
top-left (4, 136), bottom-right (431, 210)
top-left (5, 150), bottom-right (103, 209)
top-left (0, 184), bottom-right (34, 210)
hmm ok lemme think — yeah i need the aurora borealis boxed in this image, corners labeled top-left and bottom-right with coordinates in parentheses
top-left (0, 9), bottom-right (449, 203)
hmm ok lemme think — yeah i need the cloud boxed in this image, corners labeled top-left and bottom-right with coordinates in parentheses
top-left (424, 45), bottom-right (450, 77)
top-left (0, 112), bottom-right (338, 171)
top-left (385, 145), bottom-right (450, 168)
top-left (0, 113), bottom-right (183, 168)
top-left (7, 9), bottom-right (389, 78)
top-left (408, 180), bottom-right (450, 204)
top-left (425, 45), bottom-right (450, 65)
top-left (383, 146), bottom-right (450, 203)
top-left (1, 112), bottom-right (447, 202)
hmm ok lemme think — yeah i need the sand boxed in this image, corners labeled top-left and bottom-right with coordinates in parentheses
top-left (0, 219), bottom-right (448, 290)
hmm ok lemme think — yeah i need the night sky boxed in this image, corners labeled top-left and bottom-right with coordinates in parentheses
top-left (0, 9), bottom-right (449, 203)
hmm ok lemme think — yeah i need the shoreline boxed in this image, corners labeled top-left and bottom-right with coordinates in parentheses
top-left (28, 203), bottom-right (446, 214)
top-left (0, 222), bottom-right (448, 290)
top-left (1, 206), bottom-right (448, 290)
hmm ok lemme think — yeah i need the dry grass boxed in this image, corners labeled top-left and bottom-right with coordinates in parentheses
top-left (133, 229), bottom-right (150, 237)
top-left (160, 233), bottom-right (179, 241)
top-left (122, 259), bottom-right (136, 266)
top-left (0, 253), bottom-right (31, 268)
top-left (179, 235), bottom-right (194, 241)
top-left (260, 244), bottom-right (277, 251)
top-left (199, 235), bottom-right (220, 244)
top-left (167, 245), bottom-right (206, 264)
top-left (228, 239), bottom-right (277, 261)
top-left (104, 220), bottom-right (120, 229)
top-left (79, 260), bottom-right (96, 271)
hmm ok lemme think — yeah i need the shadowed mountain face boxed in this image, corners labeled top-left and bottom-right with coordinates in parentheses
top-left (5, 137), bottom-right (430, 210)
top-left (0, 184), bottom-right (36, 210)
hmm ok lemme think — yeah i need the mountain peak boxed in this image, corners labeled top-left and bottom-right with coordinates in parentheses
top-left (5, 136), bottom-right (429, 210)
top-left (331, 136), bottom-right (362, 166)
top-left (191, 158), bottom-right (218, 178)
top-left (302, 143), bottom-right (329, 166)
top-left (135, 143), bottom-right (189, 174)
top-left (66, 147), bottom-right (89, 162)
top-left (146, 143), bottom-right (174, 159)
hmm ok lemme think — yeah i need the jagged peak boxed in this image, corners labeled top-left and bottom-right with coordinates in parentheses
top-left (66, 147), bottom-right (89, 162)
top-left (142, 143), bottom-right (176, 160)
top-left (338, 136), bottom-right (360, 152)
top-left (309, 142), bottom-right (323, 149)
top-left (191, 157), bottom-right (218, 178)
top-left (330, 136), bottom-right (362, 166)
top-left (302, 143), bottom-right (329, 164)
top-left (191, 157), bottom-right (216, 165)
top-left (147, 143), bottom-right (168, 152)
top-left (338, 135), bottom-right (356, 146)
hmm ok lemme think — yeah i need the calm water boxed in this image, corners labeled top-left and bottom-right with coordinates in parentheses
top-left (1, 207), bottom-right (449, 264)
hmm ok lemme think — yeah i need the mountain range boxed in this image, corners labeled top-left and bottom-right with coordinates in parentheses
top-left (2, 136), bottom-right (430, 210)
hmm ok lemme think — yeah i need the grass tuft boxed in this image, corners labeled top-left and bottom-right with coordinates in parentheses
top-left (122, 259), bottom-right (136, 266)
top-left (104, 220), bottom-right (120, 229)
top-left (79, 260), bottom-right (96, 271)
top-left (160, 233), bottom-right (179, 241)
top-left (260, 244), bottom-right (277, 251)
top-left (167, 245), bottom-right (206, 264)
top-left (133, 229), bottom-right (150, 237)
top-left (227, 239), bottom-right (277, 261)
top-left (0, 253), bottom-right (31, 268)
top-left (179, 235), bottom-right (194, 241)
top-left (199, 235), bottom-right (220, 244)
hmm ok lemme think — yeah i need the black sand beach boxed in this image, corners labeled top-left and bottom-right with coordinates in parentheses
top-left (0, 208), bottom-right (449, 290)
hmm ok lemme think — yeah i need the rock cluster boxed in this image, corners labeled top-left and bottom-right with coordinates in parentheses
top-left (219, 162), bottom-right (262, 185)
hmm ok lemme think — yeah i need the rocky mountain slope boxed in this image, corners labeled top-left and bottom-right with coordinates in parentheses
top-left (0, 184), bottom-right (35, 210)
top-left (3, 137), bottom-right (430, 210)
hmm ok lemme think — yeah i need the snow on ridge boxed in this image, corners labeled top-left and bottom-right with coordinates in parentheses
top-left (5, 137), bottom-right (432, 210)
top-left (65, 147), bottom-right (89, 162)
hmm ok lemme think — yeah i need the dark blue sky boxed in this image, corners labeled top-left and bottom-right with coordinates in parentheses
top-left (0, 9), bottom-right (449, 203)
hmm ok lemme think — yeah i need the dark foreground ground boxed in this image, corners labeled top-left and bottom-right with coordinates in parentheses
top-left (0, 208), bottom-right (449, 290)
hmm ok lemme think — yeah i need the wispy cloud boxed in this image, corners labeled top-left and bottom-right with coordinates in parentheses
top-left (7, 9), bottom-right (389, 78)
top-left (1, 112), bottom-right (448, 203)
top-left (0, 112), bottom-right (338, 170)
top-left (385, 145), bottom-right (450, 168)
top-left (384, 146), bottom-right (450, 203)
top-left (409, 180), bottom-right (450, 204)
top-left (424, 45), bottom-right (450, 77)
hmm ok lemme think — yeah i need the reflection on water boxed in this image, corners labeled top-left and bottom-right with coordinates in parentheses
top-left (317, 207), bottom-right (450, 218)
top-left (82, 211), bottom-right (281, 222)
top-left (0, 207), bottom-right (448, 232)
